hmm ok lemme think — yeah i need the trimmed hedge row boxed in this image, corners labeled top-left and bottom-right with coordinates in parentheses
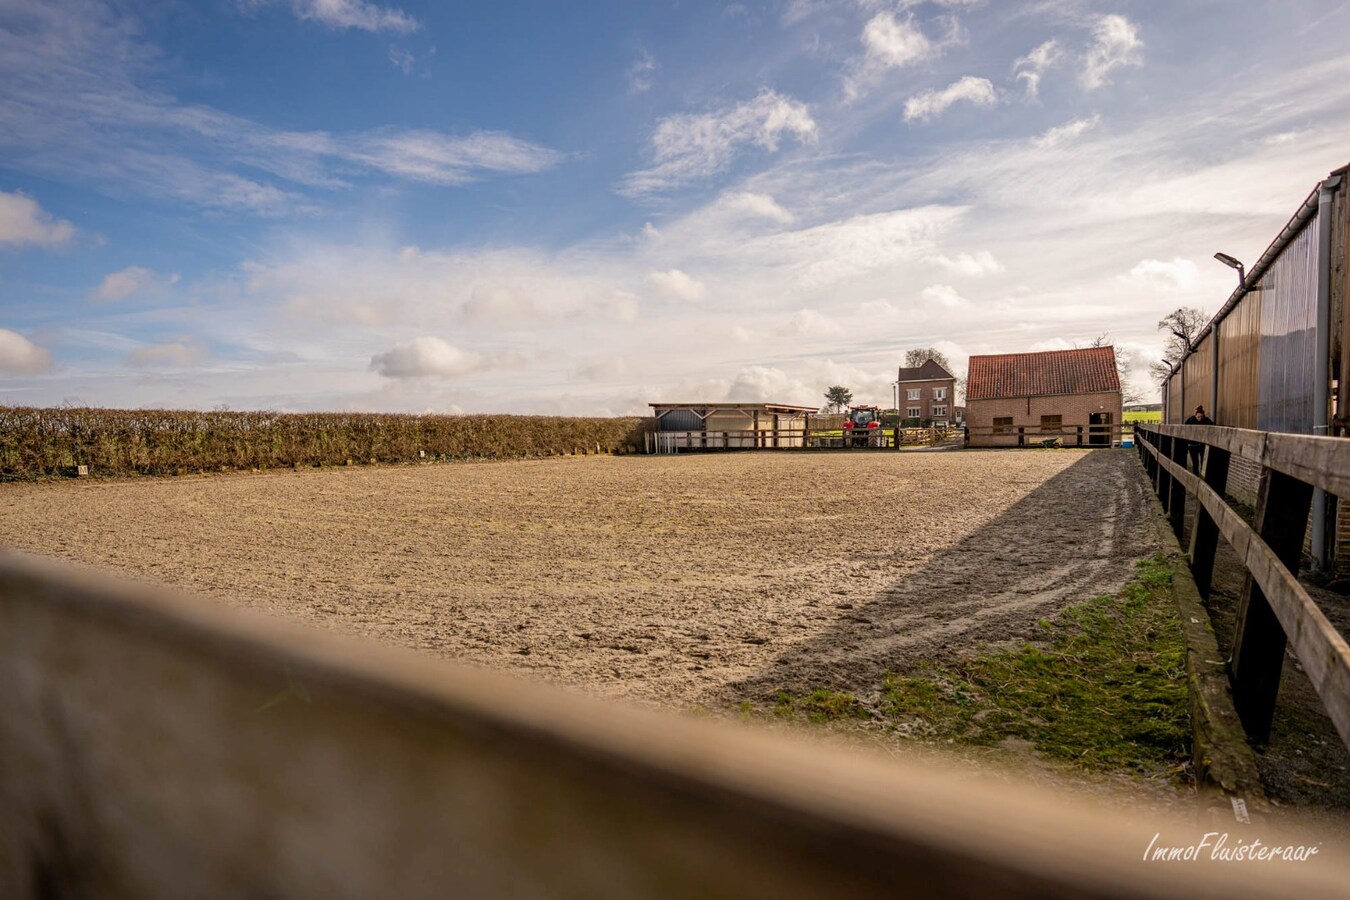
top-left (0, 407), bottom-right (650, 478)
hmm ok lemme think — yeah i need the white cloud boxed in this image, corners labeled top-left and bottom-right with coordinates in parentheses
top-left (96, 266), bottom-right (181, 301)
top-left (389, 47), bottom-right (415, 75)
top-left (862, 12), bottom-right (933, 69)
top-left (0, 329), bottom-right (53, 374)
top-left (933, 250), bottom-right (1002, 276)
top-left (713, 191), bottom-right (795, 224)
top-left (903, 76), bottom-right (997, 122)
top-left (1013, 39), bottom-right (1060, 100)
top-left (726, 365), bottom-right (805, 401)
top-left (1033, 116), bottom-right (1100, 149)
top-left (921, 284), bottom-right (967, 308)
top-left (627, 49), bottom-right (656, 94)
top-left (0, 192), bottom-right (75, 247)
top-left (347, 130), bottom-right (561, 185)
top-left (253, 0), bottom-right (420, 34)
top-left (779, 308), bottom-right (842, 336)
top-left (1121, 258), bottom-right (1200, 292)
top-left (573, 356), bottom-right (629, 382)
top-left (647, 269), bottom-right (707, 303)
top-left (128, 338), bottom-right (207, 368)
top-left (620, 89), bottom-right (817, 195)
top-left (1082, 15), bottom-right (1143, 90)
top-left (369, 337), bottom-right (483, 378)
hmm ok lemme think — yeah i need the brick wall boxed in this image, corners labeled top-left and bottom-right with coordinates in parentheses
top-left (897, 378), bottom-right (956, 423)
top-left (967, 392), bottom-right (1122, 447)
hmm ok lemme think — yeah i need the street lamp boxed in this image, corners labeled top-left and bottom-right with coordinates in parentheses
top-left (1213, 252), bottom-right (1245, 288)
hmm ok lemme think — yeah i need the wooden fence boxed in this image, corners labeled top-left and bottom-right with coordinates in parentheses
top-left (2, 550), bottom-right (1344, 898)
top-left (964, 424), bottom-right (1130, 448)
top-left (645, 426), bottom-right (956, 453)
top-left (1134, 424), bottom-right (1350, 750)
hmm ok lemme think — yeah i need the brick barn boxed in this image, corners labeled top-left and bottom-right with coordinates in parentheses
top-left (896, 359), bottom-right (957, 426)
top-left (965, 347), bottom-right (1121, 447)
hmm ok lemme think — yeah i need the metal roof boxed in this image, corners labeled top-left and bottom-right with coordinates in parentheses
top-left (649, 402), bottom-right (818, 417)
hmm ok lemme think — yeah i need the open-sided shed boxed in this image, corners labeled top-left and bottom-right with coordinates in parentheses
top-left (648, 402), bottom-right (816, 451)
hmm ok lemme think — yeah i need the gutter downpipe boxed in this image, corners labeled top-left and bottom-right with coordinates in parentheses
top-left (1312, 175), bottom-right (1342, 569)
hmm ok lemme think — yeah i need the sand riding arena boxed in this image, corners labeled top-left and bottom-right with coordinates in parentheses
top-left (0, 449), bottom-right (1161, 709)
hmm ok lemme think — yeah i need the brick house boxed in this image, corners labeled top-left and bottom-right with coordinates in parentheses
top-left (896, 359), bottom-right (957, 426)
top-left (965, 347), bottom-right (1121, 447)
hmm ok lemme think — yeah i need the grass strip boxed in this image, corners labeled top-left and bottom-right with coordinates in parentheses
top-left (770, 555), bottom-right (1191, 778)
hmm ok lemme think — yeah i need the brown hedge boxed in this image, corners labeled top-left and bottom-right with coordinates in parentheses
top-left (0, 407), bottom-right (651, 479)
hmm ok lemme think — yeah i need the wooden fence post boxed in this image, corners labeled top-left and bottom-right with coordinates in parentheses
top-left (1156, 434), bottom-right (1171, 508)
top-left (1187, 445), bottom-right (1230, 599)
top-left (1230, 468), bottom-right (1314, 743)
top-left (1167, 435), bottom-right (1187, 538)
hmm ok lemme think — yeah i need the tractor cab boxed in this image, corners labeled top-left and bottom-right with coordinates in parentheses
top-left (842, 405), bottom-right (882, 446)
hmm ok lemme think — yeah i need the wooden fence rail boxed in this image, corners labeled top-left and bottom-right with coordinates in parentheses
top-left (1135, 424), bottom-right (1350, 751)
top-left (1, 551), bottom-right (1344, 898)
top-left (644, 427), bottom-right (957, 453)
top-left (964, 424), bottom-right (1130, 448)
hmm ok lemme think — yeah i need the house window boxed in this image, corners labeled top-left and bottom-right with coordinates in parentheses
top-left (933, 388), bottom-right (946, 401)
top-left (1040, 415), bottom-right (1062, 434)
top-left (907, 407), bottom-right (921, 419)
top-left (933, 405), bottom-right (947, 417)
top-left (907, 388), bottom-right (921, 401)
top-left (993, 416), bottom-right (1013, 434)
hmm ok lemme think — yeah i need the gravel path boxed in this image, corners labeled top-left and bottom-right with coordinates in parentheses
top-left (0, 450), bottom-right (1162, 709)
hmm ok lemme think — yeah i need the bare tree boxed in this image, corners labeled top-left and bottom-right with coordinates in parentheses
top-left (823, 385), bottom-right (853, 413)
top-left (903, 347), bottom-right (952, 372)
top-left (1149, 307), bottom-right (1208, 383)
top-left (1089, 333), bottom-right (1143, 405)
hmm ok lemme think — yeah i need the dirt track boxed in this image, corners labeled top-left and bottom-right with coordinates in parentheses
top-left (1, 450), bottom-right (1161, 709)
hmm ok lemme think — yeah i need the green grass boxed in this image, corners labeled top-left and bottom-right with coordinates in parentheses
top-left (1123, 410), bottom-right (1163, 424)
top-left (768, 556), bottom-right (1191, 777)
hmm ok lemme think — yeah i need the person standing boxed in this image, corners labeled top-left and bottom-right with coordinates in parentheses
top-left (1183, 405), bottom-right (1213, 472)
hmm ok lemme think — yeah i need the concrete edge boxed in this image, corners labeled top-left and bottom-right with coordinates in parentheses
top-left (1132, 455), bottom-right (1271, 824)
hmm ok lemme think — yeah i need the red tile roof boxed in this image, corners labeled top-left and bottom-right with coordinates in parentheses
top-left (966, 347), bottom-right (1120, 400)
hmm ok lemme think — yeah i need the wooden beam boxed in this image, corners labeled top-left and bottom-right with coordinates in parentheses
top-left (1167, 435), bottom-right (1187, 539)
top-left (1188, 447), bottom-right (1231, 599)
top-left (10, 551), bottom-right (1347, 898)
top-left (1230, 470), bottom-right (1313, 743)
top-left (1147, 445), bottom-right (1350, 750)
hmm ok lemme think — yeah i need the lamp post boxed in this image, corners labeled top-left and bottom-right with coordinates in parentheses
top-left (1213, 252), bottom-right (1245, 288)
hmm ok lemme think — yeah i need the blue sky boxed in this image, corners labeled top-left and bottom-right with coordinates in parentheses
top-left (2, 0), bottom-right (1349, 414)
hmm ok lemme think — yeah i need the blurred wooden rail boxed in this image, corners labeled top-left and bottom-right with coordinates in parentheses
top-left (3, 551), bottom-right (1343, 898)
top-left (1135, 424), bottom-right (1350, 751)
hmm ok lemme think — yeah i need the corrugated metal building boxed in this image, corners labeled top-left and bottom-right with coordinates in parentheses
top-left (1161, 162), bottom-right (1349, 567)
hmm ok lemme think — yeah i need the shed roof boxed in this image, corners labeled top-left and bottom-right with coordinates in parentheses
top-left (896, 359), bottom-right (955, 382)
top-left (649, 402), bottom-right (817, 417)
top-left (966, 347), bottom-right (1120, 401)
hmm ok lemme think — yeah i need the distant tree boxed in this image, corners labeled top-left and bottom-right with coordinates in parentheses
top-left (1148, 307), bottom-right (1208, 383)
top-left (904, 347), bottom-right (952, 372)
top-left (1090, 333), bottom-right (1143, 405)
top-left (824, 385), bottom-right (853, 413)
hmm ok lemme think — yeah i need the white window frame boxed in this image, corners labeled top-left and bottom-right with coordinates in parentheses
top-left (932, 387), bottom-right (946, 401)
top-left (933, 405), bottom-right (947, 417)
top-left (906, 388), bottom-right (921, 401)
top-left (907, 406), bottom-right (921, 419)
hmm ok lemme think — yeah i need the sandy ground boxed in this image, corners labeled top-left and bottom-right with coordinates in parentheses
top-left (2, 449), bottom-right (1161, 711)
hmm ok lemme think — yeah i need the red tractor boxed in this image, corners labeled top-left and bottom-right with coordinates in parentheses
top-left (842, 405), bottom-right (882, 447)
